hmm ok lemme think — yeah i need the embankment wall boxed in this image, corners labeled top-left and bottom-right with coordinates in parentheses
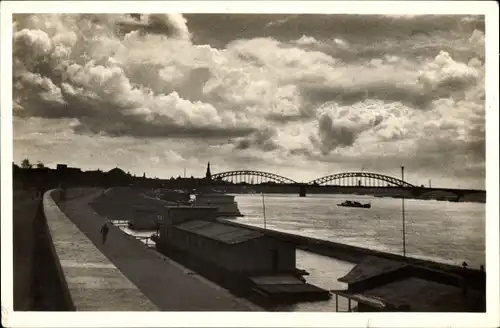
top-left (13, 189), bottom-right (74, 310)
top-left (13, 191), bottom-right (40, 310)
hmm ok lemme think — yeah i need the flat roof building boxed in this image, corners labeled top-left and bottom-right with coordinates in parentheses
top-left (155, 206), bottom-right (330, 303)
top-left (331, 256), bottom-right (486, 312)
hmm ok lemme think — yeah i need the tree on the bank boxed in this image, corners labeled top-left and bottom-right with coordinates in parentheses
top-left (21, 158), bottom-right (33, 169)
top-left (36, 161), bottom-right (45, 169)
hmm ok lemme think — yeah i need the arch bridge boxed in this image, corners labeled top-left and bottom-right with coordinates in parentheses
top-left (211, 170), bottom-right (298, 184)
top-left (207, 169), bottom-right (484, 201)
top-left (308, 172), bottom-right (415, 188)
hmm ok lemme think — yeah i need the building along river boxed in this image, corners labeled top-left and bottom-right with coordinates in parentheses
top-left (120, 193), bottom-right (485, 311)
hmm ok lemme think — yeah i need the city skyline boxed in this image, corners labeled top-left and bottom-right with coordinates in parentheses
top-left (12, 13), bottom-right (486, 188)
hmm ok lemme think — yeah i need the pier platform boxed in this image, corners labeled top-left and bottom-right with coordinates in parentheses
top-left (52, 189), bottom-right (259, 311)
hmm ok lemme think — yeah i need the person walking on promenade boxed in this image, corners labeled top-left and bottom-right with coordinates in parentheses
top-left (100, 222), bottom-right (109, 244)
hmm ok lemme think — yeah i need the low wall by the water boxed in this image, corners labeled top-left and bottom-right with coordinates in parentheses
top-left (13, 189), bottom-right (73, 311)
top-left (222, 220), bottom-right (486, 290)
top-left (42, 189), bottom-right (159, 311)
top-left (40, 189), bottom-right (76, 310)
top-left (54, 187), bottom-right (102, 203)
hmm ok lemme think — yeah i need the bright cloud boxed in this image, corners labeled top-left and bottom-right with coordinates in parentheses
top-left (12, 14), bottom-right (486, 188)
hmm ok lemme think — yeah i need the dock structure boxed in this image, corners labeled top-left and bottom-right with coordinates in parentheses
top-left (44, 189), bottom-right (260, 311)
top-left (154, 206), bottom-right (331, 304)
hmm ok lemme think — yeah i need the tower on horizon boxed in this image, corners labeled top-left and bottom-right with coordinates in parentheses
top-left (205, 161), bottom-right (212, 180)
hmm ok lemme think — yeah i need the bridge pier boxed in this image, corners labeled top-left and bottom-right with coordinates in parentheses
top-left (299, 185), bottom-right (307, 197)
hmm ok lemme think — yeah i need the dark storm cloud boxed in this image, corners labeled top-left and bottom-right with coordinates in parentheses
top-left (309, 114), bottom-right (359, 155)
top-left (300, 83), bottom-right (433, 110)
top-left (288, 147), bottom-right (313, 157)
top-left (72, 117), bottom-right (256, 139)
top-left (185, 14), bottom-right (484, 48)
top-left (13, 70), bottom-right (256, 139)
top-left (296, 35), bottom-right (484, 65)
top-left (267, 14), bottom-right (485, 45)
top-left (129, 14), bottom-right (142, 20)
top-left (299, 49), bottom-right (481, 112)
top-left (116, 14), bottom-right (191, 40)
top-left (266, 105), bottom-right (317, 124)
top-left (185, 14), bottom-right (485, 71)
top-left (266, 113), bottom-right (311, 124)
top-left (183, 14), bottom-right (295, 48)
top-left (234, 128), bottom-right (281, 152)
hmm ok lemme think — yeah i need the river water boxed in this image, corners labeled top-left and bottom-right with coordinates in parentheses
top-left (234, 193), bottom-right (486, 268)
top-left (119, 193), bottom-right (485, 312)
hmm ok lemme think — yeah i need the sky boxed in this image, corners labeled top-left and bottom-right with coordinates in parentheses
top-left (12, 13), bottom-right (486, 188)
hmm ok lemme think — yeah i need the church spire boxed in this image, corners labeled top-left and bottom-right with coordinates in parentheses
top-left (205, 161), bottom-right (212, 180)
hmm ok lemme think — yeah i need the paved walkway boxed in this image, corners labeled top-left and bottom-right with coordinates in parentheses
top-left (43, 190), bottom-right (158, 311)
top-left (60, 191), bottom-right (259, 311)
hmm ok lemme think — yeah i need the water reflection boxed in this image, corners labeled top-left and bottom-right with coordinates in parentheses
top-left (273, 250), bottom-right (356, 312)
top-left (235, 194), bottom-right (485, 267)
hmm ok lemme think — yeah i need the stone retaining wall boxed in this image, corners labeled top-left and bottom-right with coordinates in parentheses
top-left (13, 191), bottom-right (40, 310)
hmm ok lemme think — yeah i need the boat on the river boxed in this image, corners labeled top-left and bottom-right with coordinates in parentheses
top-left (337, 200), bottom-right (371, 208)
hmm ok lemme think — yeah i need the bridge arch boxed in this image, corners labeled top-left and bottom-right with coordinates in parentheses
top-left (211, 170), bottom-right (297, 184)
top-left (308, 172), bottom-right (415, 187)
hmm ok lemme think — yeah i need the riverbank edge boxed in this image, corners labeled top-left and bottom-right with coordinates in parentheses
top-left (220, 220), bottom-right (486, 290)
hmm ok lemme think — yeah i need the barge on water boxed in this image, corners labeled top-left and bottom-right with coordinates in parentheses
top-left (152, 206), bottom-right (329, 306)
top-left (337, 200), bottom-right (371, 208)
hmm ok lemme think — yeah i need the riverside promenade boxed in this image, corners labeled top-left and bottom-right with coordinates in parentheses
top-left (43, 189), bottom-right (158, 311)
top-left (54, 189), bottom-right (259, 311)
